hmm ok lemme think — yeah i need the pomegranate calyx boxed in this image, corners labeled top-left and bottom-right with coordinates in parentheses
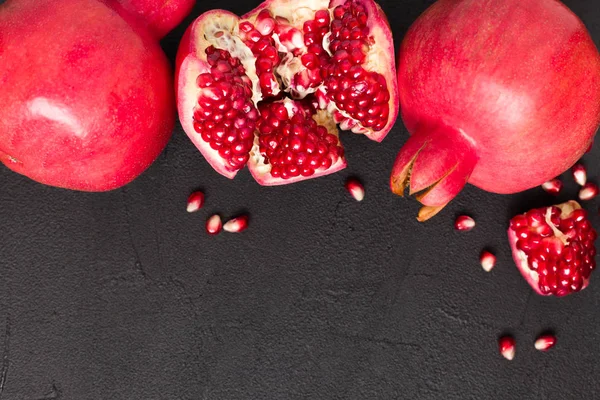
top-left (390, 122), bottom-right (479, 221)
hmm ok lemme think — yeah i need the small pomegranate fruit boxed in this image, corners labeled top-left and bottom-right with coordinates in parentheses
top-left (572, 163), bottom-right (587, 186)
top-left (454, 215), bottom-right (475, 231)
top-left (186, 191), bottom-right (205, 213)
top-left (206, 214), bottom-right (223, 235)
top-left (223, 215), bottom-right (249, 233)
top-left (534, 334), bottom-right (557, 352)
top-left (498, 336), bottom-right (516, 361)
top-left (390, 0), bottom-right (600, 221)
top-left (508, 201), bottom-right (598, 297)
top-left (176, 0), bottom-right (398, 185)
top-left (541, 179), bottom-right (562, 196)
top-left (0, 0), bottom-right (195, 191)
top-left (480, 250), bottom-right (496, 272)
top-left (579, 183), bottom-right (599, 201)
top-left (345, 178), bottom-right (365, 201)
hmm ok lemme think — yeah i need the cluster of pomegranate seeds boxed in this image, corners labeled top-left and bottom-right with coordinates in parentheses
top-left (193, 47), bottom-right (258, 172)
top-left (256, 102), bottom-right (343, 179)
top-left (297, 10), bottom-right (331, 90)
top-left (323, 1), bottom-right (390, 131)
top-left (239, 11), bottom-right (281, 97)
top-left (510, 205), bottom-right (597, 296)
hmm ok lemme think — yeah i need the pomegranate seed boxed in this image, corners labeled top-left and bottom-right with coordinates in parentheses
top-left (579, 182), bottom-right (598, 201)
top-left (223, 215), bottom-right (249, 233)
top-left (454, 215), bottom-right (475, 231)
top-left (206, 214), bottom-right (222, 235)
top-left (534, 334), bottom-right (557, 351)
top-left (572, 163), bottom-right (587, 186)
top-left (498, 336), bottom-right (516, 360)
top-left (541, 179), bottom-right (562, 195)
top-left (186, 191), bottom-right (205, 213)
top-left (345, 178), bottom-right (364, 201)
top-left (480, 250), bottom-right (496, 272)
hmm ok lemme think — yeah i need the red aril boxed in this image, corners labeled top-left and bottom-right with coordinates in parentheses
top-left (0, 0), bottom-right (194, 191)
top-left (390, 0), bottom-right (600, 221)
top-left (508, 201), bottom-right (598, 297)
top-left (176, 0), bottom-right (398, 185)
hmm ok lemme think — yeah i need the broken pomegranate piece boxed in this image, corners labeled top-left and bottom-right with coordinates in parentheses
top-left (508, 201), bottom-right (597, 297)
top-left (176, 0), bottom-right (398, 185)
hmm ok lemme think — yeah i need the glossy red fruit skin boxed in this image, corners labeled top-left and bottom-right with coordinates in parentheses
top-left (392, 0), bottom-right (600, 220)
top-left (0, 0), bottom-right (193, 191)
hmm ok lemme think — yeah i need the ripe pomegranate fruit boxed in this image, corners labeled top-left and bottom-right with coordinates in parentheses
top-left (0, 0), bottom-right (194, 191)
top-left (390, 0), bottom-right (600, 221)
top-left (176, 0), bottom-right (398, 185)
top-left (508, 201), bottom-right (598, 297)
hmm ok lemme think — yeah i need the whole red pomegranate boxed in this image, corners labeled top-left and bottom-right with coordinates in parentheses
top-left (390, 0), bottom-right (600, 220)
top-left (508, 201), bottom-right (597, 297)
top-left (176, 0), bottom-right (399, 185)
top-left (0, 0), bottom-right (194, 191)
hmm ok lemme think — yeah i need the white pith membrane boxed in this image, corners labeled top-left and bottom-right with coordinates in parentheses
top-left (515, 201), bottom-right (579, 285)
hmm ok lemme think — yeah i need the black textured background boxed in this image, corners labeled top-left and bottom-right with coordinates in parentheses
top-left (2, 0), bottom-right (600, 399)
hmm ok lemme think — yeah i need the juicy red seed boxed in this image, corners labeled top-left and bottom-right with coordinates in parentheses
top-left (480, 250), bottom-right (496, 272)
top-left (579, 182), bottom-right (598, 201)
top-left (454, 215), bottom-right (475, 231)
top-left (534, 334), bottom-right (557, 351)
top-left (572, 163), bottom-right (587, 186)
top-left (345, 178), bottom-right (364, 201)
top-left (206, 214), bottom-right (222, 235)
top-left (498, 336), bottom-right (515, 360)
top-left (223, 215), bottom-right (249, 233)
top-left (186, 191), bottom-right (205, 213)
top-left (541, 179), bottom-right (562, 195)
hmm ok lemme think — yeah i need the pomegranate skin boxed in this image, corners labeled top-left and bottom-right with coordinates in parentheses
top-left (111, 0), bottom-right (196, 39)
top-left (0, 0), bottom-right (188, 191)
top-left (392, 0), bottom-right (600, 220)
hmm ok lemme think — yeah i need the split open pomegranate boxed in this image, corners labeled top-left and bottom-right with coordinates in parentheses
top-left (176, 0), bottom-right (398, 185)
top-left (508, 201), bottom-right (598, 297)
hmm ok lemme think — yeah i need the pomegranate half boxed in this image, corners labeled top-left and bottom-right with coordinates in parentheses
top-left (176, 0), bottom-right (399, 185)
top-left (390, 0), bottom-right (600, 220)
top-left (0, 0), bottom-right (194, 191)
top-left (508, 201), bottom-right (597, 297)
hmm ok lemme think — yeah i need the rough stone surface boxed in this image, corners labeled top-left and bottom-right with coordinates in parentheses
top-left (1, 0), bottom-right (600, 399)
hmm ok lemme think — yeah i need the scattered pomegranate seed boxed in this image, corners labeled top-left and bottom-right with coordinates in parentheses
top-left (534, 334), bottom-right (557, 352)
top-left (572, 163), bottom-right (587, 186)
top-left (498, 336), bottom-right (516, 360)
top-left (345, 178), bottom-right (364, 201)
top-left (480, 250), bottom-right (496, 272)
top-left (454, 215), bottom-right (475, 231)
top-left (541, 179), bottom-right (562, 195)
top-left (206, 214), bottom-right (222, 235)
top-left (186, 191), bottom-right (205, 213)
top-left (579, 182), bottom-right (598, 201)
top-left (223, 215), bottom-right (249, 233)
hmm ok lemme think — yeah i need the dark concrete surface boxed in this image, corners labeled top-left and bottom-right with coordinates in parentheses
top-left (2, 0), bottom-right (600, 399)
